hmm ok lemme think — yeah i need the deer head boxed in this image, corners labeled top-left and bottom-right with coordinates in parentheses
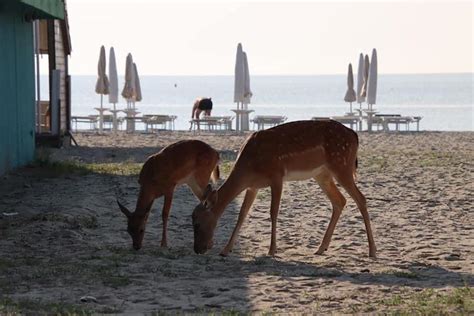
top-left (117, 200), bottom-right (149, 250)
top-left (192, 184), bottom-right (218, 254)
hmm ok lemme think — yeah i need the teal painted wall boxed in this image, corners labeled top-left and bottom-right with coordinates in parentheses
top-left (0, 2), bottom-right (36, 175)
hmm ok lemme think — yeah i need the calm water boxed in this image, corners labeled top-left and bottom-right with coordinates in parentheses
top-left (45, 74), bottom-right (473, 131)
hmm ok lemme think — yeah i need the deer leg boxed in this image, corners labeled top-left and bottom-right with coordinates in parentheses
top-left (268, 181), bottom-right (283, 256)
top-left (336, 173), bottom-right (377, 258)
top-left (160, 191), bottom-right (174, 248)
top-left (314, 175), bottom-right (346, 255)
top-left (220, 188), bottom-right (258, 256)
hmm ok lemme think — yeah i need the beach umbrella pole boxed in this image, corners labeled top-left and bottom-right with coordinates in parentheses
top-left (112, 103), bottom-right (117, 132)
top-left (99, 94), bottom-right (103, 133)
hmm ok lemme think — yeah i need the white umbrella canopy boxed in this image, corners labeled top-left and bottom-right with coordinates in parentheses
top-left (121, 53), bottom-right (136, 102)
top-left (344, 63), bottom-right (356, 113)
top-left (108, 47), bottom-right (118, 104)
top-left (108, 47), bottom-right (119, 131)
top-left (95, 45), bottom-right (109, 95)
top-left (356, 53), bottom-right (365, 104)
top-left (360, 54), bottom-right (370, 100)
top-left (367, 48), bottom-right (378, 107)
top-left (234, 43), bottom-right (245, 104)
top-left (242, 51), bottom-right (252, 105)
top-left (133, 63), bottom-right (142, 102)
top-left (95, 45), bottom-right (109, 133)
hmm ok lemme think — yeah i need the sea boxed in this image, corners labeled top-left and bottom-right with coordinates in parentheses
top-left (45, 73), bottom-right (473, 131)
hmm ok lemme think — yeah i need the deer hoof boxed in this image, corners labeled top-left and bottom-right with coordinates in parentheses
top-left (315, 247), bottom-right (326, 255)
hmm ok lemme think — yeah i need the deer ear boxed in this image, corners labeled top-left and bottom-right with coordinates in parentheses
top-left (201, 184), bottom-right (213, 201)
top-left (117, 200), bottom-right (132, 218)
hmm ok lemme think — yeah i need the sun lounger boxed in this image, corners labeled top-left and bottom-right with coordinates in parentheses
top-left (71, 115), bottom-right (99, 131)
top-left (251, 115), bottom-right (287, 130)
top-left (143, 115), bottom-right (177, 132)
top-left (373, 114), bottom-right (422, 132)
top-left (328, 115), bottom-right (362, 131)
top-left (189, 116), bottom-right (234, 132)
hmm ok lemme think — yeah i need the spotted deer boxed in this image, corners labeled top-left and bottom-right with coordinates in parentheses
top-left (192, 120), bottom-right (376, 257)
top-left (118, 140), bottom-right (219, 250)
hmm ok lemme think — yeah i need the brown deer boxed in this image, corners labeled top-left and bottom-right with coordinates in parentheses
top-left (192, 120), bottom-right (376, 257)
top-left (118, 140), bottom-right (219, 250)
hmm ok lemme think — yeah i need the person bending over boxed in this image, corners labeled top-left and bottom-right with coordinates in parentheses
top-left (192, 97), bottom-right (213, 120)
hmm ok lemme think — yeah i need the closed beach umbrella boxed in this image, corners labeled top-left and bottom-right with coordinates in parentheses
top-left (367, 48), bottom-right (378, 107)
top-left (360, 54), bottom-right (370, 99)
top-left (242, 51), bottom-right (252, 105)
top-left (133, 63), bottom-right (142, 102)
top-left (95, 45), bottom-right (109, 133)
top-left (95, 45), bottom-right (109, 95)
top-left (344, 63), bottom-right (356, 113)
top-left (108, 47), bottom-right (119, 131)
top-left (356, 53), bottom-right (365, 104)
top-left (108, 47), bottom-right (118, 104)
top-left (234, 43), bottom-right (245, 105)
top-left (122, 53), bottom-right (136, 103)
top-left (122, 53), bottom-right (136, 132)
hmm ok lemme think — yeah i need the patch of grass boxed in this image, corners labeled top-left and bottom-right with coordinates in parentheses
top-left (32, 151), bottom-right (91, 177)
top-left (0, 296), bottom-right (92, 315)
top-left (219, 160), bottom-right (234, 177)
top-left (393, 271), bottom-right (419, 279)
top-left (378, 286), bottom-right (473, 314)
top-left (382, 294), bottom-right (403, 306)
top-left (389, 270), bottom-right (419, 280)
top-left (87, 162), bottom-right (142, 176)
top-left (33, 150), bottom-right (142, 176)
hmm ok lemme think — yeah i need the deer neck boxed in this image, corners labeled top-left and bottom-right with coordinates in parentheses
top-left (134, 189), bottom-right (156, 217)
top-left (211, 171), bottom-right (247, 220)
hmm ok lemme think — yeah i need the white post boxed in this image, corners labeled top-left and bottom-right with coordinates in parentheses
top-left (99, 94), bottom-right (104, 133)
top-left (112, 103), bottom-right (117, 132)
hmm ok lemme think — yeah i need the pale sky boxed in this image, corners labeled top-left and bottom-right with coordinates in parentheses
top-left (66, 0), bottom-right (473, 75)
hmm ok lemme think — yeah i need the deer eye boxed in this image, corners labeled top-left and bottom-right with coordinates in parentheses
top-left (194, 223), bottom-right (200, 230)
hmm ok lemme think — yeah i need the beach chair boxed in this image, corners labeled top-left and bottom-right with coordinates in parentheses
top-left (71, 115), bottom-right (99, 132)
top-left (251, 115), bottom-right (287, 130)
top-left (143, 115), bottom-right (177, 132)
top-left (102, 114), bottom-right (114, 131)
top-left (373, 114), bottom-right (418, 132)
top-left (189, 116), bottom-right (233, 132)
top-left (329, 115), bottom-right (362, 131)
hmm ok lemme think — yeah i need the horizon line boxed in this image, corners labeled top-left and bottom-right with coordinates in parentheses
top-left (67, 72), bottom-right (474, 76)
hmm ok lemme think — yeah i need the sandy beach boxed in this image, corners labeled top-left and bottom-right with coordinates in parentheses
top-left (0, 130), bottom-right (472, 314)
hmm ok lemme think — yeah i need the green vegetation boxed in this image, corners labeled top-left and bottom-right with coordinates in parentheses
top-left (33, 155), bottom-right (142, 176)
top-left (219, 160), bottom-right (234, 177)
top-left (378, 286), bottom-right (473, 315)
top-left (33, 147), bottom-right (142, 176)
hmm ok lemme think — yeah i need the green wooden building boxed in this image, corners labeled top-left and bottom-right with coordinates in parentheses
top-left (0, 0), bottom-right (68, 175)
